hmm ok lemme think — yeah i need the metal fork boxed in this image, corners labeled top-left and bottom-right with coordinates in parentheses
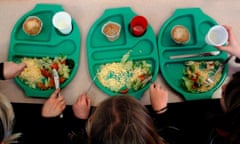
top-left (141, 75), bottom-right (152, 88)
top-left (205, 55), bottom-right (232, 85)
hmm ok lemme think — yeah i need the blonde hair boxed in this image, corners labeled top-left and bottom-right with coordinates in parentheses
top-left (0, 92), bottom-right (21, 143)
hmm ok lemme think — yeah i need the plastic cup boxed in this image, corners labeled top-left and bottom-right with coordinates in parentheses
top-left (52, 11), bottom-right (72, 35)
top-left (101, 21), bottom-right (121, 42)
top-left (130, 16), bottom-right (148, 36)
top-left (205, 25), bottom-right (228, 46)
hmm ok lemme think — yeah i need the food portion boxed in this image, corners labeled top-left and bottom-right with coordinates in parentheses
top-left (181, 60), bottom-right (222, 93)
top-left (96, 51), bottom-right (152, 94)
top-left (171, 25), bottom-right (190, 44)
top-left (101, 21), bottom-right (121, 41)
top-left (23, 16), bottom-right (43, 35)
top-left (18, 56), bottom-right (72, 90)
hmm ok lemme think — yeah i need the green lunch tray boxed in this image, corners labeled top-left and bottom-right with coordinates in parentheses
top-left (8, 3), bottom-right (81, 98)
top-left (158, 8), bottom-right (228, 100)
top-left (86, 7), bottom-right (159, 99)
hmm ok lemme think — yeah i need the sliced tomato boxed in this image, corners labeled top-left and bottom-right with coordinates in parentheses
top-left (191, 77), bottom-right (197, 82)
top-left (51, 63), bottom-right (59, 70)
top-left (119, 88), bottom-right (129, 94)
top-left (37, 82), bottom-right (47, 90)
top-left (59, 77), bottom-right (65, 83)
top-left (40, 69), bottom-right (51, 78)
top-left (138, 74), bottom-right (146, 81)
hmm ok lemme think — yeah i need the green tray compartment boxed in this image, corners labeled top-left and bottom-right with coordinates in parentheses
top-left (87, 7), bottom-right (159, 99)
top-left (8, 3), bottom-right (81, 98)
top-left (158, 8), bottom-right (228, 100)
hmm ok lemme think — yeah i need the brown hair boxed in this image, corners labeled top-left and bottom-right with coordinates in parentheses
top-left (216, 72), bottom-right (240, 144)
top-left (88, 95), bottom-right (166, 144)
top-left (223, 72), bottom-right (240, 111)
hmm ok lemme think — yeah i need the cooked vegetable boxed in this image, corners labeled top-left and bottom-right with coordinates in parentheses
top-left (97, 51), bottom-right (152, 93)
top-left (181, 60), bottom-right (222, 93)
top-left (18, 56), bottom-right (72, 90)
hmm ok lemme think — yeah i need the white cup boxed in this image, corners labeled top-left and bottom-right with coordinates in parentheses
top-left (52, 11), bottom-right (72, 35)
top-left (205, 25), bottom-right (228, 46)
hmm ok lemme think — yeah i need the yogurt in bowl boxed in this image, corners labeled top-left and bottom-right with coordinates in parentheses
top-left (101, 21), bottom-right (121, 42)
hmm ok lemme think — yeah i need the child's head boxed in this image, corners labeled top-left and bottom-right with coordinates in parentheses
top-left (216, 72), bottom-right (240, 144)
top-left (221, 71), bottom-right (240, 112)
top-left (0, 93), bottom-right (21, 144)
top-left (87, 95), bottom-right (166, 144)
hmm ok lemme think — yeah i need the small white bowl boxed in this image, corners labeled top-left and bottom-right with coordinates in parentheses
top-left (23, 16), bottom-right (43, 36)
top-left (171, 25), bottom-right (190, 44)
top-left (101, 21), bottom-right (121, 42)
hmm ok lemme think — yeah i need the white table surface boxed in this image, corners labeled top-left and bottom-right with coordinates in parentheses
top-left (1, 0), bottom-right (240, 106)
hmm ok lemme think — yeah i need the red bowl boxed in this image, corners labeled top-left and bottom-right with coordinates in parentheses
top-left (130, 16), bottom-right (148, 36)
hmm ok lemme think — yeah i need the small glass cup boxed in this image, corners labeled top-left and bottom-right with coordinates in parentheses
top-left (52, 11), bottom-right (72, 35)
top-left (205, 25), bottom-right (228, 46)
top-left (130, 16), bottom-right (148, 37)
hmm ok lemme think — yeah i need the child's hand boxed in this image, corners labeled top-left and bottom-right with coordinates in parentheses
top-left (215, 25), bottom-right (240, 58)
top-left (3, 62), bottom-right (26, 79)
top-left (72, 93), bottom-right (91, 119)
top-left (42, 89), bottom-right (66, 117)
top-left (149, 83), bottom-right (168, 113)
